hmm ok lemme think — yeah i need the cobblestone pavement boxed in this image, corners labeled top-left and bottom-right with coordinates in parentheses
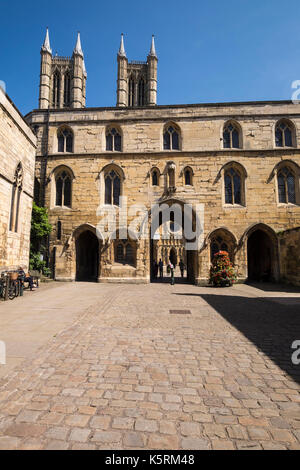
top-left (0, 281), bottom-right (300, 450)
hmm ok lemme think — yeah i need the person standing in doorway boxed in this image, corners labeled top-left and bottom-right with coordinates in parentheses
top-left (179, 259), bottom-right (185, 278)
top-left (159, 259), bottom-right (164, 278)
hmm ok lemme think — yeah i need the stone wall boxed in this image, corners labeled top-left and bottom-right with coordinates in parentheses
top-left (26, 101), bottom-right (300, 284)
top-left (279, 227), bottom-right (300, 286)
top-left (0, 90), bottom-right (36, 270)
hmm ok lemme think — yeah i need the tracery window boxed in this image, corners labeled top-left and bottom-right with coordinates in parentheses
top-left (164, 125), bottom-right (180, 150)
top-left (56, 171), bottom-right (72, 207)
top-left (223, 121), bottom-right (240, 149)
top-left (57, 127), bottom-right (73, 153)
top-left (106, 128), bottom-right (122, 152)
top-left (115, 241), bottom-right (136, 266)
top-left (105, 170), bottom-right (121, 206)
top-left (225, 168), bottom-right (242, 205)
top-left (129, 77), bottom-right (135, 107)
top-left (64, 71), bottom-right (71, 107)
top-left (52, 71), bottom-right (61, 108)
top-left (275, 120), bottom-right (294, 148)
top-left (211, 237), bottom-right (229, 261)
top-left (277, 167), bottom-right (296, 203)
top-left (138, 78), bottom-right (145, 106)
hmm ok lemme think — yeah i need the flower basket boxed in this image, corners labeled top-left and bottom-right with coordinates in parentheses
top-left (209, 251), bottom-right (237, 287)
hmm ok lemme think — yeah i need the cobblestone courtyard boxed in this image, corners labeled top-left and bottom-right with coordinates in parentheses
top-left (0, 281), bottom-right (299, 450)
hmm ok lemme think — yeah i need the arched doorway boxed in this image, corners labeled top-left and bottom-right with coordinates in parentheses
top-left (247, 229), bottom-right (274, 282)
top-left (76, 231), bottom-right (99, 282)
top-left (150, 200), bottom-right (198, 283)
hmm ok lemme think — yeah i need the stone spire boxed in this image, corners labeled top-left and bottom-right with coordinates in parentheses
top-left (41, 27), bottom-right (52, 54)
top-left (149, 35), bottom-right (157, 58)
top-left (74, 31), bottom-right (83, 57)
top-left (118, 33), bottom-right (126, 58)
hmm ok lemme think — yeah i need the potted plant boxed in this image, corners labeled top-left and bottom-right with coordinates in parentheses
top-left (209, 251), bottom-right (237, 287)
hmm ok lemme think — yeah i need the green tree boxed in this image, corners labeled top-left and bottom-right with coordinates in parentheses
top-left (29, 203), bottom-right (52, 275)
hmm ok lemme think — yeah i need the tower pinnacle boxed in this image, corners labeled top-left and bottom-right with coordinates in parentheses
top-left (74, 32), bottom-right (84, 57)
top-left (42, 28), bottom-right (52, 54)
top-left (118, 33), bottom-right (127, 58)
top-left (149, 35), bottom-right (157, 58)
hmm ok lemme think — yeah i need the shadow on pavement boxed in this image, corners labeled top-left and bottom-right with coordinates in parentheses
top-left (174, 291), bottom-right (300, 385)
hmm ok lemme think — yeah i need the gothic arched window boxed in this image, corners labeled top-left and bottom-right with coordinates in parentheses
top-left (164, 125), bottom-right (180, 150)
top-left (138, 78), bottom-right (145, 106)
top-left (275, 120), bottom-right (295, 148)
top-left (55, 171), bottom-right (72, 207)
top-left (105, 170), bottom-right (121, 206)
top-left (211, 238), bottom-right (229, 261)
top-left (151, 168), bottom-right (160, 187)
top-left (277, 167), bottom-right (296, 203)
top-left (225, 167), bottom-right (242, 205)
top-left (106, 127), bottom-right (122, 152)
top-left (9, 163), bottom-right (23, 232)
top-left (184, 167), bottom-right (193, 186)
top-left (223, 121), bottom-right (241, 149)
top-left (64, 71), bottom-right (71, 107)
top-left (129, 76), bottom-right (135, 107)
top-left (57, 221), bottom-right (62, 240)
top-left (57, 127), bottom-right (73, 153)
top-left (52, 71), bottom-right (61, 108)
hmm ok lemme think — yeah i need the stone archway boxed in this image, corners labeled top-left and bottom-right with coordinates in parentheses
top-left (76, 231), bottom-right (99, 282)
top-left (247, 226), bottom-right (279, 282)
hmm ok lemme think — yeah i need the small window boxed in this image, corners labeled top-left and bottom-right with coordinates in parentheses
top-left (138, 78), bottom-right (145, 106)
top-left (57, 221), bottom-right (62, 240)
top-left (223, 122), bottom-right (240, 149)
top-left (164, 125), bottom-right (180, 150)
top-left (64, 71), bottom-right (71, 107)
top-left (57, 127), bottom-right (73, 153)
top-left (56, 171), bottom-right (72, 207)
top-left (275, 120), bottom-right (295, 148)
top-left (184, 167), bottom-right (193, 186)
top-left (106, 128), bottom-right (122, 152)
top-left (277, 167), bottom-right (296, 204)
top-left (152, 169), bottom-right (159, 186)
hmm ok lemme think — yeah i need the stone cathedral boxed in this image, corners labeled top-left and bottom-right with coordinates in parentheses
top-left (25, 29), bottom-right (300, 286)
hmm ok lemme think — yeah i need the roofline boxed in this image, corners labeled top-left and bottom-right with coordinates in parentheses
top-left (25, 99), bottom-right (296, 118)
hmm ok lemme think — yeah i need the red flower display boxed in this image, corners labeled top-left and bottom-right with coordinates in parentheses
top-left (209, 251), bottom-right (237, 287)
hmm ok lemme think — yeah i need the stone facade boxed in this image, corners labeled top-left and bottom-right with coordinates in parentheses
top-left (0, 89), bottom-right (37, 270)
top-left (279, 227), bottom-right (300, 286)
top-left (24, 32), bottom-right (300, 285)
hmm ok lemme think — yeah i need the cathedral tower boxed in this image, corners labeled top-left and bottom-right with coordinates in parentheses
top-left (117, 35), bottom-right (158, 107)
top-left (39, 29), bottom-right (87, 109)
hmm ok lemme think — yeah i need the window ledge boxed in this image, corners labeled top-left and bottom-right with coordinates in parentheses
top-left (223, 204), bottom-right (246, 209)
top-left (277, 203), bottom-right (299, 208)
top-left (51, 206), bottom-right (74, 211)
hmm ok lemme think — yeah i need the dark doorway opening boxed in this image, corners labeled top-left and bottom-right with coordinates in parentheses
top-left (76, 231), bottom-right (99, 282)
top-left (248, 229), bottom-right (273, 282)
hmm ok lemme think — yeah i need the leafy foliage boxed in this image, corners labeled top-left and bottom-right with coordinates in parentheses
top-left (29, 203), bottom-right (52, 275)
top-left (209, 251), bottom-right (237, 287)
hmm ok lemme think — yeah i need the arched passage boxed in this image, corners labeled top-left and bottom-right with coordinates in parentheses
top-left (247, 226), bottom-right (278, 282)
top-left (76, 230), bottom-right (99, 282)
top-left (149, 199), bottom-right (198, 283)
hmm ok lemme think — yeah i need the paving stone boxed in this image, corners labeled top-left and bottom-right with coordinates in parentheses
top-left (69, 428), bottom-right (91, 443)
top-left (135, 419), bottom-right (158, 433)
top-left (181, 437), bottom-right (210, 450)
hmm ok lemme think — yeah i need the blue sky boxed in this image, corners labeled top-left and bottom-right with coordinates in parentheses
top-left (1, 0), bottom-right (300, 114)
